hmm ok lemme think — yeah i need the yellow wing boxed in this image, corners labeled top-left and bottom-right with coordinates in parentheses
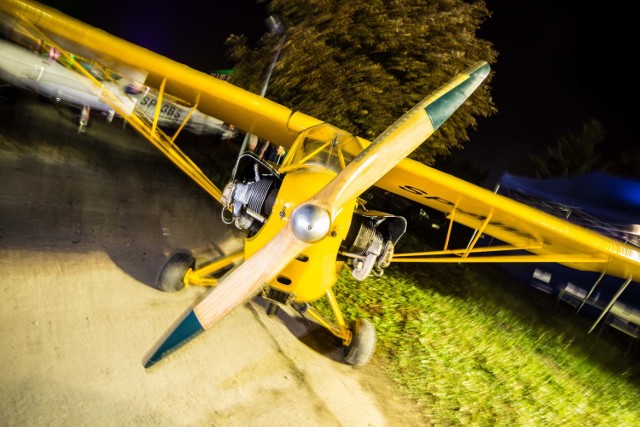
top-left (377, 158), bottom-right (640, 281)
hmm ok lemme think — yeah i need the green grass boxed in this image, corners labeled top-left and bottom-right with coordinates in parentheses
top-left (321, 235), bottom-right (640, 426)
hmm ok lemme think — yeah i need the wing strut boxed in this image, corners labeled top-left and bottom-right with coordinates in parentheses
top-left (462, 208), bottom-right (493, 259)
top-left (443, 195), bottom-right (462, 251)
top-left (11, 15), bottom-right (224, 203)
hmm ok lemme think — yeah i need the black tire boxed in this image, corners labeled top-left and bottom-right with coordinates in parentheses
top-left (157, 252), bottom-right (195, 292)
top-left (344, 318), bottom-right (376, 366)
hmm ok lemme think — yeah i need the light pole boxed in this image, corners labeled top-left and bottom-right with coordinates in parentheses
top-left (259, 15), bottom-right (286, 97)
top-left (234, 15), bottom-right (286, 174)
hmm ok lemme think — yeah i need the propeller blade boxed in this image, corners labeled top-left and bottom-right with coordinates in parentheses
top-left (143, 60), bottom-right (490, 368)
top-left (143, 226), bottom-right (306, 367)
top-left (314, 60), bottom-right (490, 212)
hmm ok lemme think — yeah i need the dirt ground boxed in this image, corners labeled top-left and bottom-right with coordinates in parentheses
top-left (0, 92), bottom-right (430, 426)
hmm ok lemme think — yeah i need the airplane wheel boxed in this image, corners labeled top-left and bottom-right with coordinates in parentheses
top-left (344, 318), bottom-right (376, 366)
top-left (157, 252), bottom-right (195, 292)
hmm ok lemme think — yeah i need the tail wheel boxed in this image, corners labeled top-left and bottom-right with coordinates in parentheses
top-left (344, 318), bottom-right (376, 366)
top-left (157, 252), bottom-right (195, 292)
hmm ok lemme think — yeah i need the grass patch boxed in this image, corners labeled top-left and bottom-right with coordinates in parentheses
top-left (320, 235), bottom-right (640, 425)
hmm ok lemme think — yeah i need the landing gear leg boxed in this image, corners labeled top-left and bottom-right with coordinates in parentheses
top-left (78, 105), bottom-right (90, 133)
top-left (266, 302), bottom-right (280, 317)
top-left (303, 288), bottom-right (377, 366)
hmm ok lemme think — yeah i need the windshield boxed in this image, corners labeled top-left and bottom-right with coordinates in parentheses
top-left (281, 124), bottom-right (364, 173)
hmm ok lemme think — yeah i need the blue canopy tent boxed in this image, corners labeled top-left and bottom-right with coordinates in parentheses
top-left (485, 172), bottom-right (640, 338)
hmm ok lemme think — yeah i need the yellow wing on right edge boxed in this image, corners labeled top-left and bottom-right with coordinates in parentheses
top-left (377, 157), bottom-right (640, 281)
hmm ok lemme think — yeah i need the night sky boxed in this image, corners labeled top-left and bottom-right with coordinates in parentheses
top-left (36, 0), bottom-right (636, 185)
top-left (465, 1), bottom-right (637, 183)
top-left (37, 0), bottom-right (266, 70)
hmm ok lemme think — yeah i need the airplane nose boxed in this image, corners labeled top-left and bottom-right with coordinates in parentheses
top-left (290, 203), bottom-right (331, 243)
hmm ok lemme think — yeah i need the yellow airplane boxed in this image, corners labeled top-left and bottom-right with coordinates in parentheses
top-left (2, 0), bottom-right (639, 368)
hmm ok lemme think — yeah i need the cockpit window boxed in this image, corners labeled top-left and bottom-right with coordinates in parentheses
top-left (281, 124), bottom-right (364, 173)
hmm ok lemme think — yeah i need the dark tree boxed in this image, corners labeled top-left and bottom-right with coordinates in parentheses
top-left (226, 0), bottom-right (497, 165)
top-left (610, 149), bottom-right (640, 178)
top-left (529, 118), bottom-right (605, 178)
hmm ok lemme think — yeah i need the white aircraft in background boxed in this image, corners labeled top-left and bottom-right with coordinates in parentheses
top-left (0, 37), bottom-right (234, 136)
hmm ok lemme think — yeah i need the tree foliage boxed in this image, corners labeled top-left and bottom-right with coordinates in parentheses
top-left (611, 148), bottom-right (640, 178)
top-left (225, 0), bottom-right (497, 164)
top-left (529, 118), bottom-right (605, 178)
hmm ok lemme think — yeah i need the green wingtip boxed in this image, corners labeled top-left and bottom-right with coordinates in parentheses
top-left (143, 310), bottom-right (204, 368)
top-left (425, 61), bottom-right (491, 130)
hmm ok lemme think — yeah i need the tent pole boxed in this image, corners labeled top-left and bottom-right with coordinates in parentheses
top-left (588, 276), bottom-right (633, 334)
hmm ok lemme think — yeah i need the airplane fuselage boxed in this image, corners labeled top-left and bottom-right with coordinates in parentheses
top-left (0, 38), bottom-right (231, 136)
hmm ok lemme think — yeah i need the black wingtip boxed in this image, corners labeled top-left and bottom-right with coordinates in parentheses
top-left (425, 61), bottom-right (491, 130)
top-left (143, 310), bottom-right (204, 368)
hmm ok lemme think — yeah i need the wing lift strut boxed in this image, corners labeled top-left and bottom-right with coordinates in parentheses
top-left (13, 16), bottom-right (223, 204)
top-left (391, 197), bottom-right (606, 265)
